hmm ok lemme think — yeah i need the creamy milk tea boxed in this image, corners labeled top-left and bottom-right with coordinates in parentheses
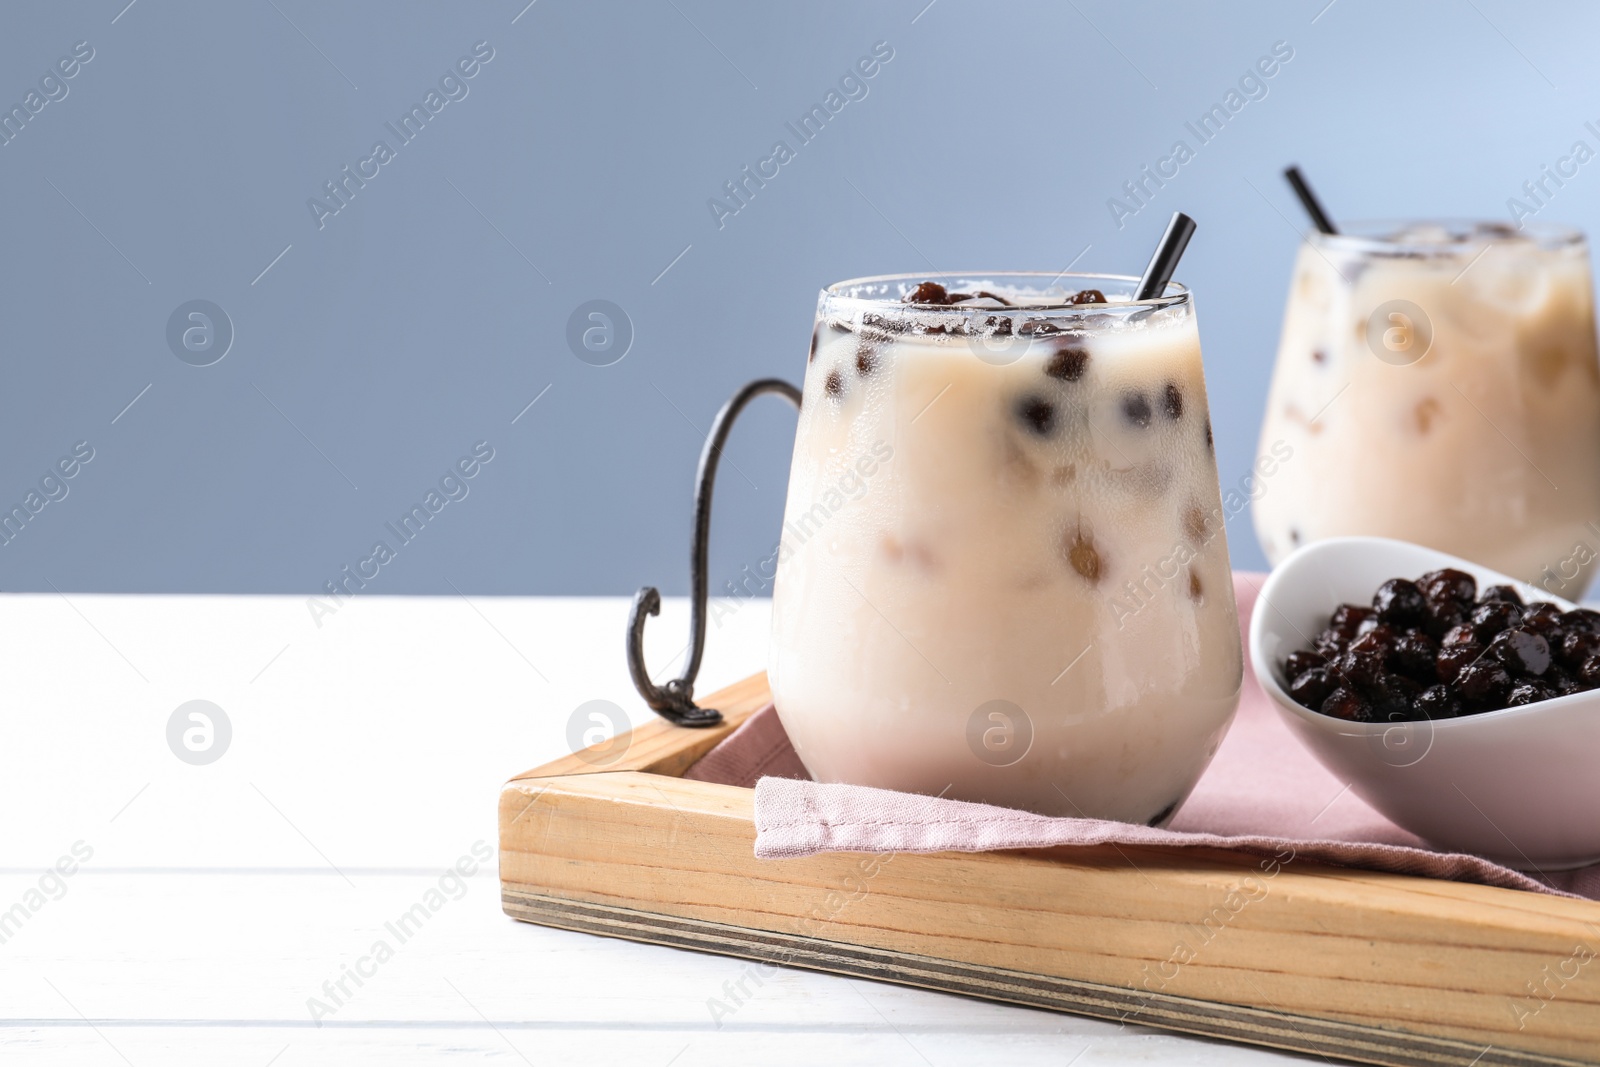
top-left (1254, 222), bottom-right (1600, 597)
top-left (768, 275), bottom-right (1243, 822)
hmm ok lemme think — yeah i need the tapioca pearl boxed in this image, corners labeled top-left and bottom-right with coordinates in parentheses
top-left (825, 369), bottom-right (844, 399)
top-left (1289, 667), bottom-right (1333, 709)
top-left (1045, 344), bottom-right (1089, 382)
top-left (1285, 649), bottom-right (1326, 678)
top-left (1457, 660), bottom-right (1513, 708)
top-left (1553, 669), bottom-right (1586, 697)
top-left (856, 337), bottom-right (880, 377)
top-left (1369, 579), bottom-right (1433, 630)
top-left (1413, 397), bottom-right (1440, 434)
top-left (861, 312), bottom-right (910, 336)
top-left (1162, 383), bottom-right (1183, 420)
top-left (1330, 603), bottom-right (1372, 635)
top-left (981, 315), bottom-right (1014, 337)
top-left (1488, 629), bottom-right (1551, 677)
top-left (1561, 630), bottom-right (1600, 668)
top-left (904, 281), bottom-right (949, 305)
top-left (1320, 686), bottom-right (1373, 722)
top-left (1527, 336), bottom-right (1578, 387)
top-left (1122, 392), bottom-right (1152, 428)
top-left (1183, 504), bottom-right (1210, 544)
top-left (1312, 349), bottom-right (1326, 364)
top-left (1421, 592), bottom-right (1465, 638)
top-left (858, 322), bottom-right (897, 347)
top-left (1064, 530), bottom-right (1102, 584)
top-left (1565, 608), bottom-right (1600, 634)
top-left (1516, 601), bottom-right (1555, 633)
top-left (1069, 288), bottom-right (1106, 305)
top-left (1481, 584), bottom-right (1525, 606)
top-left (809, 323), bottom-right (822, 362)
top-left (1413, 684), bottom-right (1461, 719)
top-left (1204, 420), bottom-right (1213, 450)
top-left (1188, 569), bottom-right (1203, 602)
top-left (951, 289), bottom-right (1013, 307)
top-left (1013, 394), bottom-right (1057, 437)
top-left (1506, 681), bottom-right (1555, 707)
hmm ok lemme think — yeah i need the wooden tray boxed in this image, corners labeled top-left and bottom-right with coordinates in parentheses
top-left (499, 672), bottom-right (1600, 1066)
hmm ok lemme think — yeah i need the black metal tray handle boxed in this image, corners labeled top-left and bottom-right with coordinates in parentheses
top-left (626, 377), bottom-right (802, 727)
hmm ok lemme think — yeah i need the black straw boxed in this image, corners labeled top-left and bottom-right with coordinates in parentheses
top-left (1283, 166), bottom-right (1338, 235)
top-left (1133, 212), bottom-right (1197, 301)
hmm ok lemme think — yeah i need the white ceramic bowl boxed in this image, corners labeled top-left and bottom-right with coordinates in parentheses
top-left (1249, 536), bottom-right (1600, 871)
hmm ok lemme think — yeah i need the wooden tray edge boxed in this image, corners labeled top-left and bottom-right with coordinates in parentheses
top-left (498, 672), bottom-right (1600, 1066)
top-left (501, 887), bottom-right (1589, 1067)
top-left (506, 671), bottom-right (772, 781)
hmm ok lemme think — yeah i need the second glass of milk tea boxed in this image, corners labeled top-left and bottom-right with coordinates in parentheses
top-left (768, 274), bottom-right (1243, 824)
top-left (1254, 221), bottom-right (1600, 597)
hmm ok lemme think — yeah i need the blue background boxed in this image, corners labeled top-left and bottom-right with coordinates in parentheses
top-left (2, 0), bottom-right (1597, 595)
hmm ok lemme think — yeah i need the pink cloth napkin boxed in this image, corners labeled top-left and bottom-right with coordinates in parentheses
top-left (685, 573), bottom-right (1600, 899)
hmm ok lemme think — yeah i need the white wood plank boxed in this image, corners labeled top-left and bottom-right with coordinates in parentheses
top-left (0, 592), bottom-right (1309, 1063)
top-left (0, 593), bottom-right (768, 868)
top-left (0, 874), bottom-right (1305, 1064)
top-left (0, 1023), bottom-right (1305, 1066)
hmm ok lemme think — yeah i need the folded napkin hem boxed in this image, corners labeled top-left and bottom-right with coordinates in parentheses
top-left (752, 777), bottom-right (1573, 898)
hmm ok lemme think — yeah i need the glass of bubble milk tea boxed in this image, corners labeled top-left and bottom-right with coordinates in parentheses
top-left (1254, 221), bottom-right (1600, 598)
top-left (767, 273), bottom-right (1244, 823)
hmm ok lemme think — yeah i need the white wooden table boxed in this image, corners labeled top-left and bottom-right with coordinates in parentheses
top-left (0, 591), bottom-right (1309, 1064)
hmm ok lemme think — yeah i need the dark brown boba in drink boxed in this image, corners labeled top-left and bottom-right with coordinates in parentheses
top-left (1122, 392), bottom-right (1152, 428)
top-left (1046, 345), bottom-right (1089, 382)
top-left (1163, 383), bottom-right (1183, 420)
top-left (1065, 531), bottom-right (1101, 583)
top-left (1014, 394), bottom-right (1056, 437)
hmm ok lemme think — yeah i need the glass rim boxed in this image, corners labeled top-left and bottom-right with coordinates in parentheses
top-left (1309, 218), bottom-right (1586, 255)
top-left (819, 271), bottom-right (1191, 313)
